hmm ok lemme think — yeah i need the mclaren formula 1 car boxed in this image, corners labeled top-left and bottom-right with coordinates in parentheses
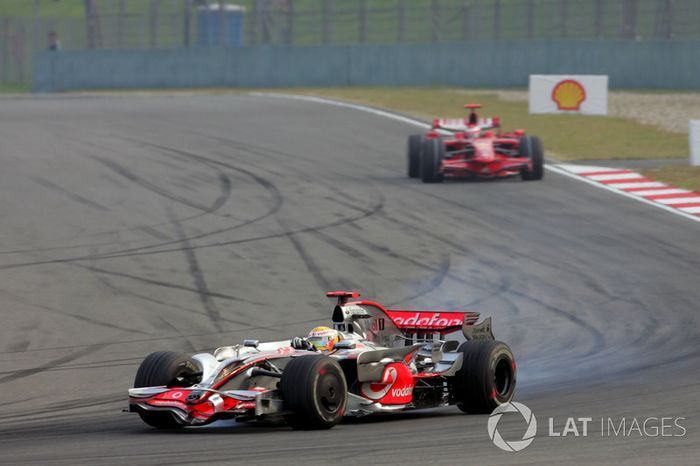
top-left (407, 104), bottom-right (544, 183)
top-left (128, 291), bottom-right (516, 430)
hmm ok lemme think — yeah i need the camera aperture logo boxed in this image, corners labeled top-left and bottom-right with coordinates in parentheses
top-left (487, 402), bottom-right (538, 452)
top-left (488, 402), bottom-right (688, 452)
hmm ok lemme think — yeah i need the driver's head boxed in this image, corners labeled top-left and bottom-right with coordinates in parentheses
top-left (307, 326), bottom-right (341, 352)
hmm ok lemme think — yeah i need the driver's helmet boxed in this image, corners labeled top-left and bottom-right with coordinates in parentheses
top-left (307, 326), bottom-right (341, 352)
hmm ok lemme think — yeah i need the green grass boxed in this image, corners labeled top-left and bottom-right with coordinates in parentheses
top-left (0, 82), bottom-right (30, 93)
top-left (0, 0), bottom-right (85, 18)
top-left (276, 87), bottom-right (688, 161)
top-left (641, 166), bottom-right (700, 193)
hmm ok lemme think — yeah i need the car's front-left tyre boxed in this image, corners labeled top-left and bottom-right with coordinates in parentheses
top-left (407, 134), bottom-right (423, 178)
top-left (280, 354), bottom-right (347, 430)
top-left (133, 351), bottom-right (201, 428)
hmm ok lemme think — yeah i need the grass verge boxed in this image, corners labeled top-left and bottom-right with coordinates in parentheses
top-left (277, 87), bottom-right (687, 162)
top-left (0, 83), bottom-right (30, 93)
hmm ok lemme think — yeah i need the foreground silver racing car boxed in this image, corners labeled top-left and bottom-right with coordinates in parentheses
top-left (128, 291), bottom-right (516, 429)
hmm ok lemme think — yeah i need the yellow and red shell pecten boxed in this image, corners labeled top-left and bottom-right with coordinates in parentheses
top-left (551, 79), bottom-right (586, 111)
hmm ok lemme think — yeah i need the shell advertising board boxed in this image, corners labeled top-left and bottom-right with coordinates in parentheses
top-left (529, 75), bottom-right (608, 115)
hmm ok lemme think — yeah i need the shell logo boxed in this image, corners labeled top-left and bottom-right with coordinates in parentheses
top-left (551, 79), bottom-right (586, 111)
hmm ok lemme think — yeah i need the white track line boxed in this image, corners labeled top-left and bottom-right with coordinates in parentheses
top-left (609, 181), bottom-right (666, 190)
top-left (655, 196), bottom-right (700, 205)
top-left (631, 188), bottom-right (690, 196)
top-left (587, 172), bottom-right (643, 181)
top-left (250, 92), bottom-right (700, 225)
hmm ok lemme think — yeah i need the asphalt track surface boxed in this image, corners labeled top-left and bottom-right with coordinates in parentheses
top-left (0, 94), bottom-right (698, 465)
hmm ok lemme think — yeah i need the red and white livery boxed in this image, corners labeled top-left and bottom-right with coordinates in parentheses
top-left (407, 104), bottom-right (544, 182)
top-left (128, 291), bottom-right (516, 430)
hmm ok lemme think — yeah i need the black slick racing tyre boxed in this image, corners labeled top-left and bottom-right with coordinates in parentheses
top-left (133, 351), bottom-right (201, 428)
top-left (454, 340), bottom-right (516, 414)
top-left (280, 354), bottom-right (347, 430)
top-left (421, 138), bottom-right (445, 183)
top-left (407, 134), bottom-right (423, 178)
top-left (519, 135), bottom-right (544, 181)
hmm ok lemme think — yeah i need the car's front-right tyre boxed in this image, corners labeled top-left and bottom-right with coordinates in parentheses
top-left (421, 138), bottom-right (445, 183)
top-left (407, 134), bottom-right (423, 178)
top-left (133, 351), bottom-right (201, 428)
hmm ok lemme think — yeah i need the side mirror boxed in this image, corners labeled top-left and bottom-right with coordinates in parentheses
top-left (334, 340), bottom-right (356, 350)
top-left (243, 339), bottom-right (259, 348)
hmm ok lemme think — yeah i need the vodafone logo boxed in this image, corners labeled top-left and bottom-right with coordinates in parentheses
top-left (361, 366), bottom-right (397, 400)
top-left (360, 365), bottom-right (415, 402)
top-left (389, 312), bottom-right (462, 329)
top-left (391, 386), bottom-right (413, 397)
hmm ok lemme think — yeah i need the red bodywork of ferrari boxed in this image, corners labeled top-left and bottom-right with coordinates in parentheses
top-left (432, 130), bottom-right (530, 179)
top-left (408, 104), bottom-right (544, 182)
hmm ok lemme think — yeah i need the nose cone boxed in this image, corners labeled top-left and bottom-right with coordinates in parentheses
top-left (472, 140), bottom-right (495, 162)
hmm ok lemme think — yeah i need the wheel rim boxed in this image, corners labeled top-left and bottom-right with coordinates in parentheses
top-left (317, 372), bottom-right (343, 414)
top-left (494, 357), bottom-right (513, 398)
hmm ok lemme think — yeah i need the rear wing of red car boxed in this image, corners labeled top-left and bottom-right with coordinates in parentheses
top-left (327, 291), bottom-right (494, 342)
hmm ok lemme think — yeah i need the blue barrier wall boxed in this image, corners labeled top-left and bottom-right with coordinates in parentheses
top-left (33, 40), bottom-right (700, 92)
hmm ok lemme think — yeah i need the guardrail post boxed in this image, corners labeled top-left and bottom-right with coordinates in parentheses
top-left (323, 0), bottom-right (333, 45)
top-left (560, 0), bottom-right (568, 38)
top-left (359, 0), bottom-right (367, 43)
top-left (690, 121), bottom-right (700, 166)
top-left (621, 0), bottom-right (638, 39)
top-left (398, 0), bottom-right (406, 42)
top-left (431, 0), bottom-right (440, 42)
top-left (494, 0), bottom-right (501, 39)
top-left (462, 1), bottom-right (471, 40)
top-left (654, 0), bottom-right (673, 39)
top-left (117, 0), bottom-right (126, 47)
top-left (526, 0), bottom-right (534, 39)
top-left (33, 0), bottom-right (40, 52)
top-left (219, 0), bottom-right (227, 47)
top-left (150, 0), bottom-right (161, 48)
top-left (594, 0), bottom-right (603, 38)
top-left (2, 18), bottom-right (9, 83)
top-left (285, 0), bottom-right (294, 45)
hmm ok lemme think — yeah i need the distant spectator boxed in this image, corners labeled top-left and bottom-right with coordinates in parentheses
top-left (47, 31), bottom-right (60, 51)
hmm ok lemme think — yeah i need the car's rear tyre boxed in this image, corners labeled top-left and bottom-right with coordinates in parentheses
top-left (454, 340), bottom-right (516, 414)
top-left (519, 135), bottom-right (544, 181)
top-left (280, 354), bottom-right (347, 430)
top-left (421, 138), bottom-right (445, 183)
top-left (133, 351), bottom-right (201, 429)
top-left (407, 134), bottom-right (423, 178)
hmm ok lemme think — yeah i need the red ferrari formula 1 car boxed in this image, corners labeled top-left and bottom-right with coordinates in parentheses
top-left (128, 291), bottom-right (516, 430)
top-left (407, 104), bottom-right (544, 183)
